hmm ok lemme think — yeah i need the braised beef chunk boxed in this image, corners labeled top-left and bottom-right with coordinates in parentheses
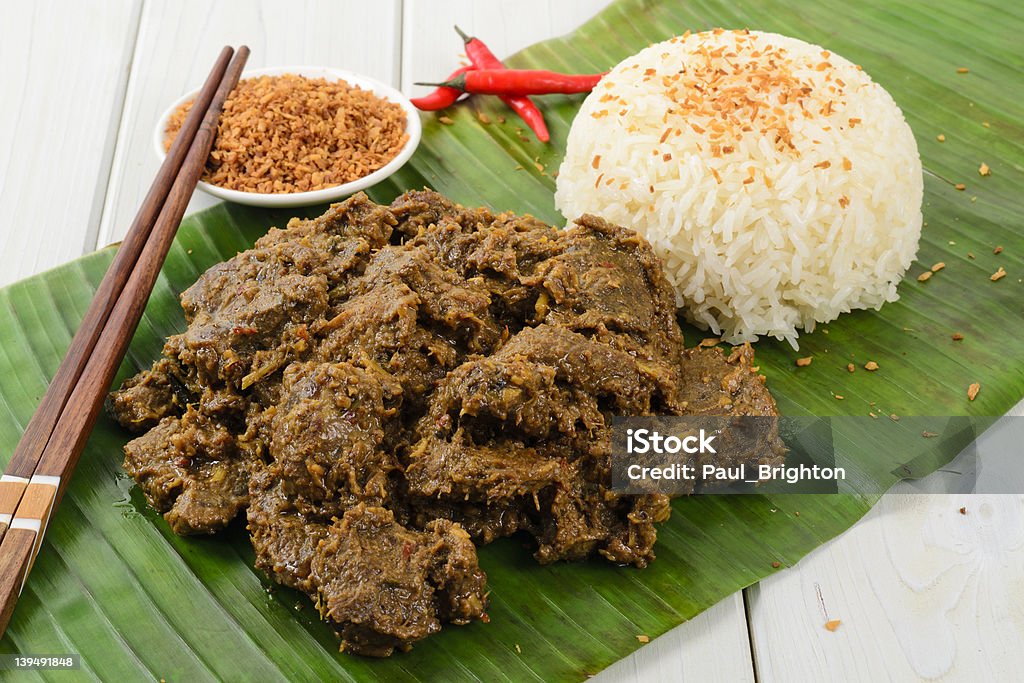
top-left (313, 246), bottom-right (503, 420)
top-left (247, 468), bottom-right (332, 592)
top-left (108, 357), bottom-right (182, 432)
top-left (123, 406), bottom-right (249, 534)
top-left (166, 269), bottom-right (326, 388)
top-left (270, 361), bottom-right (400, 506)
top-left (530, 215), bottom-right (681, 341)
top-left (388, 188), bottom-right (500, 245)
top-left (678, 344), bottom-right (780, 416)
top-left (165, 193), bottom-right (396, 390)
top-left (406, 324), bottom-right (675, 567)
top-left (312, 504), bottom-right (486, 657)
top-left (530, 463), bottom-right (673, 567)
top-left (677, 344), bottom-right (788, 487)
top-left (247, 475), bottom-right (487, 656)
top-left (111, 189), bottom-right (782, 655)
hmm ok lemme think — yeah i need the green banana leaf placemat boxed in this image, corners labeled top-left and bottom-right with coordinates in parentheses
top-left (0, 0), bottom-right (1021, 680)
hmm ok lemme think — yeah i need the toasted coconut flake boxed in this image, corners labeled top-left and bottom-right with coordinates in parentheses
top-left (166, 74), bottom-right (410, 194)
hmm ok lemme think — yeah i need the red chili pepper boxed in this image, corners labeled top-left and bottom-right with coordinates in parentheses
top-left (418, 69), bottom-right (605, 96)
top-left (410, 66), bottom-right (471, 111)
top-left (503, 95), bottom-right (550, 143)
top-left (456, 26), bottom-right (549, 142)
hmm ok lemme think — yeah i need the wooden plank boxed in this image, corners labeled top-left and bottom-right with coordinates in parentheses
top-left (95, 0), bottom-right (402, 247)
top-left (0, 0), bottom-right (140, 287)
top-left (402, 0), bottom-right (615, 96)
top-left (747, 399), bottom-right (1024, 681)
top-left (594, 594), bottom-right (755, 683)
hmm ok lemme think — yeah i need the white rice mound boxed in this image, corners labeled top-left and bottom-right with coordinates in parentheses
top-left (555, 29), bottom-right (923, 347)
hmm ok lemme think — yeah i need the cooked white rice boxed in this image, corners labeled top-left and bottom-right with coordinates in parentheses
top-left (555, 29), bottom-right (923, 347)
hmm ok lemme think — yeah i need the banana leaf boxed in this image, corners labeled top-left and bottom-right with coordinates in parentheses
top-left (1, 0), bottom-right (1021, 680)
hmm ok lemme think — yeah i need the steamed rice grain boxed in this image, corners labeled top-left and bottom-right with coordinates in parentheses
top-left (555, 29), bottom-right (923, 347)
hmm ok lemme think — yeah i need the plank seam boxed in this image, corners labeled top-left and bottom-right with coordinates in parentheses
top-left (81, 0), bottom-right (147, 257)
top-left (742, 588), bottom-right (762, 683)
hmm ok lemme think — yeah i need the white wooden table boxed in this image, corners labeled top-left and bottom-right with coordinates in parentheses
top-left (2, 2), bottom-right (1021, 680)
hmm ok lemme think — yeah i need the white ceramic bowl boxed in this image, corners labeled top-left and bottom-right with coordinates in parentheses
top-left (154, 66), bottom-right (421, 208)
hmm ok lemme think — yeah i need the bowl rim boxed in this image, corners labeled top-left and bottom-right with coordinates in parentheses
top-left (153, 65), bottom-right (422, 208)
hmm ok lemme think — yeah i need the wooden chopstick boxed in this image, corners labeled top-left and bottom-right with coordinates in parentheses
top-left (0, 45), bottom-right (234, 542)
top-left (0, 45), bottom-right (250, 636)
